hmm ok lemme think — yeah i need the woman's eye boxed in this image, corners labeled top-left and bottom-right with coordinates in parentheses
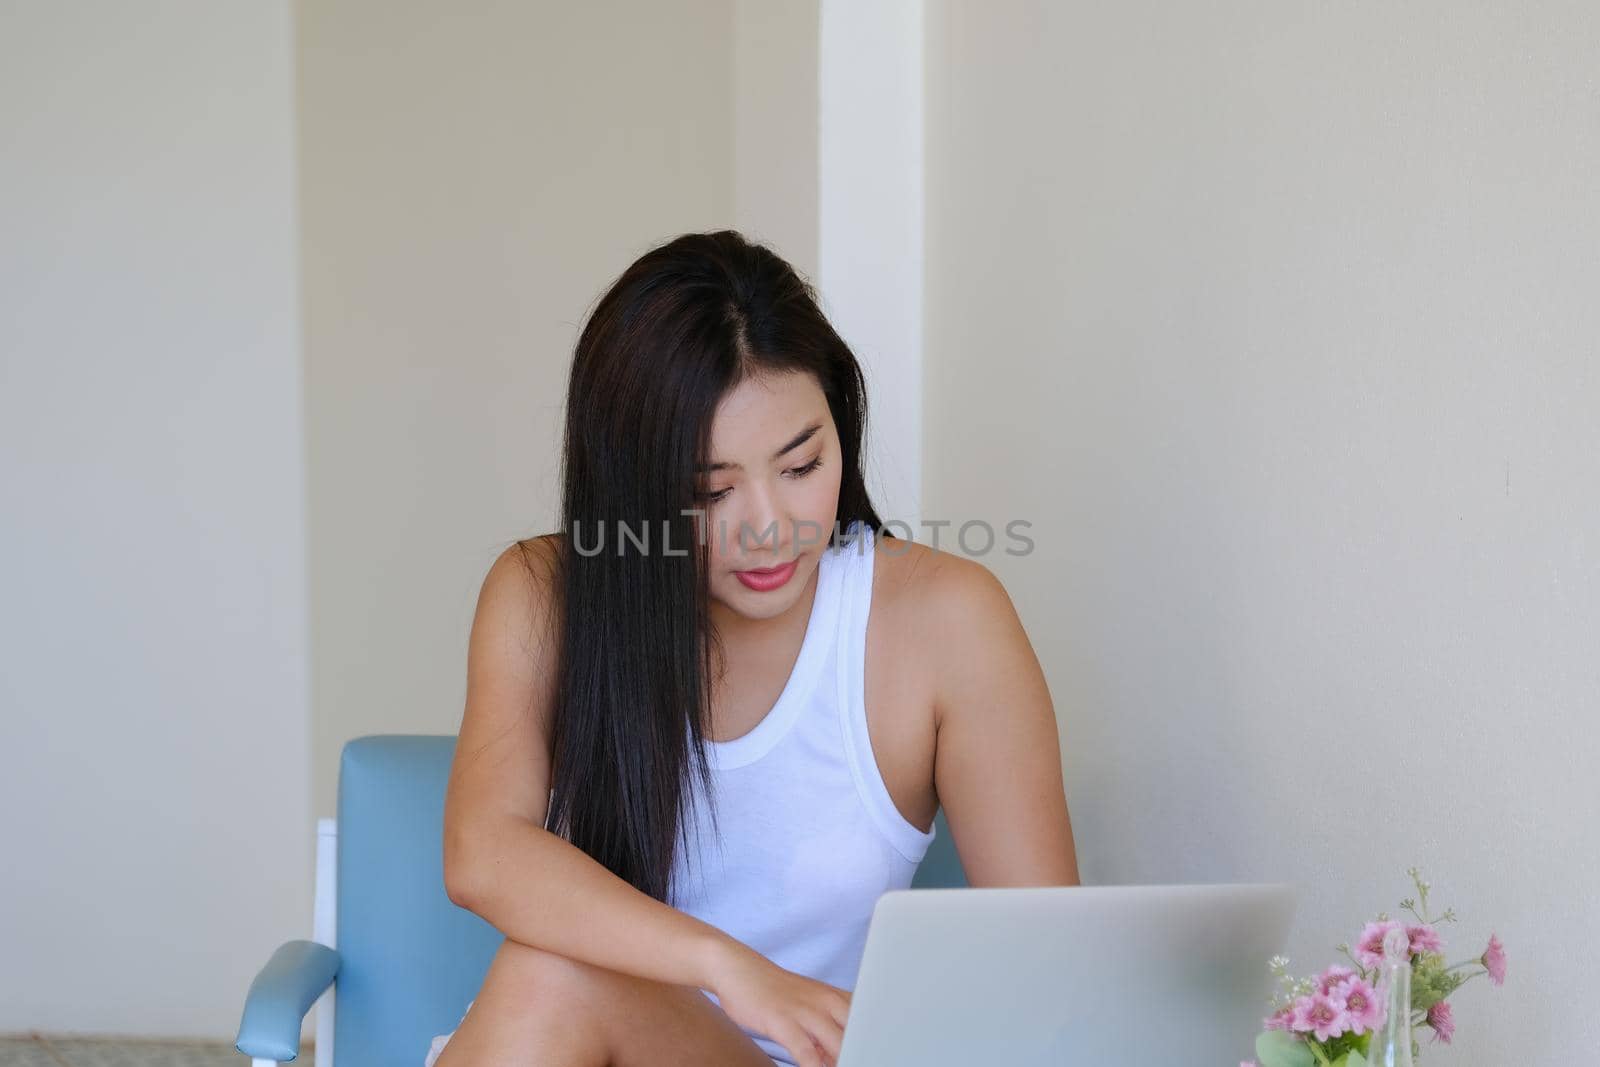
top-left (696, 457), bottom-right (821, 503)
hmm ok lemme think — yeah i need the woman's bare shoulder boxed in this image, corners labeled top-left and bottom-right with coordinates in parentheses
top-left (513, 531), bottom-right (563, 576)
top-left (477, 533), bottom-right (564, 663)
top-left (873, 530), bottom-right (1031, 697)
top-left (873, 530), bottom-right (1009, 618)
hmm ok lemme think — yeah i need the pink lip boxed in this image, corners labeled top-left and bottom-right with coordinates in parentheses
top-left (735, 557), bottom-right (799, 592)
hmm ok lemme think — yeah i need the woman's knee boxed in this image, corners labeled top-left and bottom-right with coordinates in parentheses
top-left (430, 941), bottom-right (608, 1067)
top-left (484, 938), bottom-right (597, 1010)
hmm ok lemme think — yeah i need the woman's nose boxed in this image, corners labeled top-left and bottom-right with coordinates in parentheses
top-left (737, 483), bottom-right (790, 554)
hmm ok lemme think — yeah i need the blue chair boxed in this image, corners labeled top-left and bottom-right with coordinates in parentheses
top-left (235, 735), bottom-right (966, 1065)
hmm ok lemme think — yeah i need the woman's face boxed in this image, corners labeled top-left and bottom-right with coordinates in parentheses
top-left (695, 369), bottom-right (844, 623)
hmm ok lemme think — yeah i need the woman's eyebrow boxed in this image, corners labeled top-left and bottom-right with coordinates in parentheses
top-left (697, 420), bottom-right (823, 473)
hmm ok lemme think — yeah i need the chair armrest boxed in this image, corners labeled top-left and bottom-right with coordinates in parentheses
top-left (235, 939), bottom-right (341, 1063)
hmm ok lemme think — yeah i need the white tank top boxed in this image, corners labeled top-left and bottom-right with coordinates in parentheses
top-left (668, 520), bottom-right (937, 1065)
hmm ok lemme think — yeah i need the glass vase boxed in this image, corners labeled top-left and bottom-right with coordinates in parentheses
top-left (1367, 926), bottom-right (1417, 1067)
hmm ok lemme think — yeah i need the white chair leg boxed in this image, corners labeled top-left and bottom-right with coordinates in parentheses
top-left (314, 817), bottom-right (338, 1067)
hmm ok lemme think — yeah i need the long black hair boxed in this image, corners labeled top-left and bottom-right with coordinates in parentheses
top-left (535, 230), bottom-right (890, 902)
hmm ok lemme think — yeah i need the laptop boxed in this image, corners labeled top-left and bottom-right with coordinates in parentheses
top-left (836, 882), bottom-right (1297, 1066)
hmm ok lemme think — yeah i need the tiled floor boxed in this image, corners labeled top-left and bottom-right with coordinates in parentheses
top-left (0, 1036), bottom-right (289, 1066)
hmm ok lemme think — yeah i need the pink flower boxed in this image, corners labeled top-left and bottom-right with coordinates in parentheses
top-left (1482, 933), bottom-right (1507, 986)
top-left (1291, 991), bottom-right (1350, 1042)
top-left (1333, 975), bottom-right (1385, 1035)
top-left (1355, 920), bottom-right (1404, 968)
top-left (1317, 964), bottom-right (1357, 995)
top-left (1426, 999), bottom-right (1455, 1044)
top-left (1406, 923), bottom-right (1444, 957)
top-left (1263, 1006), bottom-right (1294, 1031)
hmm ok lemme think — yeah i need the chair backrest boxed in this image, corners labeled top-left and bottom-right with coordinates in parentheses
top-left (336, 736), bottom-right (502, 1067)
top-left (910, 808), bottom-right (969, 888)
top-left (333, 733), bottom-right (968, 1065)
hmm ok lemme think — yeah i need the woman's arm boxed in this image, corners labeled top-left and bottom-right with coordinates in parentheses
top-left (449, 817), bottom-right (739, 989)
top-left (442, 540), bottom-right (734, 991)
top-left (923, 552), bottom-right (1081, 887)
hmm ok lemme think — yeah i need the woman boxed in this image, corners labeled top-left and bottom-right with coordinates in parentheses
top-left (430, 230), bottom-right (1078, 1067)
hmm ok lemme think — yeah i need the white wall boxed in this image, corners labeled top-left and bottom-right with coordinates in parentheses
top-left (736, 0), bottom-right (821, 284)
top-left (818, 0), bottom-right (925, 530)
top-left (0, 0), bottom-right (309, 1037)
top-left (923, 0), bottom-right (1598, 1060)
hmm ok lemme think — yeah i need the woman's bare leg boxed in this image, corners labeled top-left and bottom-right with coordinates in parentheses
top-left (431, 937), bottom-right (783, 1067)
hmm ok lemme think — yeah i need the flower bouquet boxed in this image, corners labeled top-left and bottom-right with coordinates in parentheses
top-left (1246, 868), bottom-right (1507, 1067)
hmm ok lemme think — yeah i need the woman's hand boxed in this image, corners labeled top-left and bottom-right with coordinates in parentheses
top-left (704, 938), bottom-right (852, 1067)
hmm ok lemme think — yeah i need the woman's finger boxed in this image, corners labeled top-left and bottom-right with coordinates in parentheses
top-left (825, 991), bottom-right (850, 1032)
top-left (780, 1022), bottom-right (823, 1067)
top-left (806, 1010), bottom-right (844, 1064)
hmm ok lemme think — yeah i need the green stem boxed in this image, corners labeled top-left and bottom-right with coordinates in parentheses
top-left (1412, 872), bottom-right (1432, 919)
